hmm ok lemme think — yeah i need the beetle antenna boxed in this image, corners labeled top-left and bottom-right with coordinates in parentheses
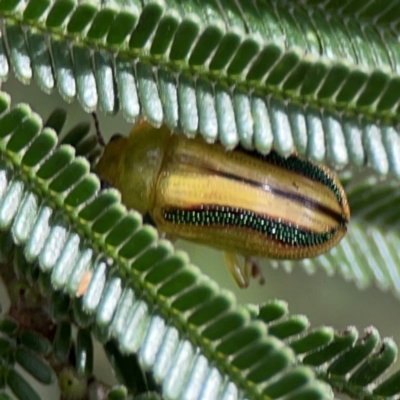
top-left (92, 112), bottom-right (105, 147)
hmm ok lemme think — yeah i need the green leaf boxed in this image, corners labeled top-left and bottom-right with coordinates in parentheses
top-left (6, 369), bottom-right (40, 400)
top-left (0, 1), bottom-right (400, 399)
top-left (15, 347), bottom-right (55, 384)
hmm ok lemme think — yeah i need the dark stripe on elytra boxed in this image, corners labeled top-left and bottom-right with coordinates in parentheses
top-left (238, 149), bottom-right (343, 206)
top-left (162, 205), bottom-right (339, 248)
top-left (209, 167), bottom-right (347, 225)
top-left (179, 149), bottom-right (346, 224)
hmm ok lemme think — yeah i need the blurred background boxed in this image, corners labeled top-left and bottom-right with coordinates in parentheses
top-left (2, 74), bottom-right (399, 399)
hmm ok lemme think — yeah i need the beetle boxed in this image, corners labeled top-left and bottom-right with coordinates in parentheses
top-left (95, 118), bottom-right (350, 288)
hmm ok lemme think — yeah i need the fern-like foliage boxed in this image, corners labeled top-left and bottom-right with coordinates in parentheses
top-left (0, 98), bottom-right (334, 399)
top-left (0, 0), bottom-right (398, 399)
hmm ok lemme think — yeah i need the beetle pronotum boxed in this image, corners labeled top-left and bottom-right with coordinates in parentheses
top-left (95, 119), bottom-right (350, 288)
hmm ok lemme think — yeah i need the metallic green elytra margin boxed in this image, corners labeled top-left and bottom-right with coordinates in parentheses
top-left (163, 206), bottom-right (337, 247)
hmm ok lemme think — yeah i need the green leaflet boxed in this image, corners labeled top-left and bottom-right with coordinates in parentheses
top-left (0, 0), bottom-right (399, 398)
top-left (0, 94), bottom-right (334, 399)
top-left (0, 94), bottom-right (399, 400)
top-left (0, 0), bottom-right (398, 174)
top-left (253, 303), bottom-right (399, 399)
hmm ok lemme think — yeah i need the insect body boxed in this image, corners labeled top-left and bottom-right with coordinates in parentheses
top-left (95, 120), bottom-right (350, 288)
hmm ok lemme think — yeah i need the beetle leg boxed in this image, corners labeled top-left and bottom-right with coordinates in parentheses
top-left (92, 112), bottom-right (105, 146)
top-left (223, 252), bottom-right (251, 288)
top-left (223, 253), bottom-right (266, 288)
top-left (246, 256), bottom-right (265, 285)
